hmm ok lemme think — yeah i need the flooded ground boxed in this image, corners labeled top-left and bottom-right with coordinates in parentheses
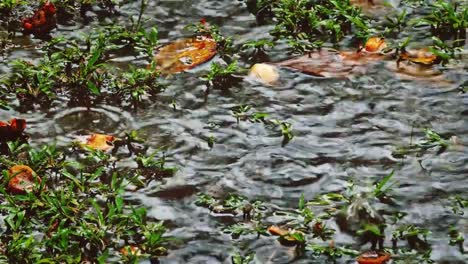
top-left (1, 0), bottom-right (467, 263)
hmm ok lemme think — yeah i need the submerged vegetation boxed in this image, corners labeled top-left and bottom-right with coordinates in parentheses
top-left (0, 0), bottom-right (467, 263)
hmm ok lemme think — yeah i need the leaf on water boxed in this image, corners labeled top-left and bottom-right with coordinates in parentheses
top-left (267, 225), bottom-right (289, 236)
top-left (154, 36), bottom-right (217, 74)
top-left (356, 251), bottom-right (391, 264)
top-left (80, 134), bottom-right (116, 151)
top-left (399, 49), bottom-right (439, 65)
top-left (275, 49), bottom-right (384, 78)
top-left (7, 165), bottom-right (42, 194)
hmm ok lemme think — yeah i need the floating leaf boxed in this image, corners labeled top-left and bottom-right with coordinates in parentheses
top-left (80, 134), bottom-right (116, 151)
top-left (268, 225), bottom-right (289, 236)
top-left (356, 251), bottom-right (391, 264)
top-left (154, 36), bottom-right (217, 74)
top-left (275, 49), bottom-right (384, 78)
top-left (400, 49), bottom-right (439, 65)
top-left (7, 165), bottom-right (42, 194)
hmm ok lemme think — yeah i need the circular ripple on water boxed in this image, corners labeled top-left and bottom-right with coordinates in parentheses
top-left (51, 105), bottom-right (133, 145)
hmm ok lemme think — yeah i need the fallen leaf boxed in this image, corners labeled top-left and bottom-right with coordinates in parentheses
top-left (7, 165), bottom-right (42, 194)
top-left (356, 251), bottom-right (391, 264)
top-left (275, 49), bottom-right (384, 78)
top-left (268, 225), bottom-right (289, 236)
top-left (154, 36), bottom-right (217, 74)
top-left (399, 49), bottom-right (439, 65)
top-left (81, 134), bottom-right (116, 151)
top-left (248, 63), bottom-right (279, 85)
top-left (268, 225), bottom-right (304, 245)
top-left (364, 37), bottom-right (387, 53)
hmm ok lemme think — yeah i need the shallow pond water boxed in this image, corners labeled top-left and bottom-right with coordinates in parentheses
top-left (1, 0), bottom-right (467, 263)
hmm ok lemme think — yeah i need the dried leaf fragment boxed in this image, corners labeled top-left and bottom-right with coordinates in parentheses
top-left (7, 165), bottom-right (42, 194)
top-left (154, 36), bottom-right (217, 74)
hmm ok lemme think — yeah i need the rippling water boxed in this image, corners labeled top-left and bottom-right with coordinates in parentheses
top-left (1, 0), bottom-right (467, 263)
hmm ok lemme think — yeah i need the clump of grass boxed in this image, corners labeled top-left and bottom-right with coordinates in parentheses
top-left (244, 0), bottom-right (370, 53)
top-left (1, 25), bottom-right (163, 110)
top-left (0, 131), bottom-right (175, 262)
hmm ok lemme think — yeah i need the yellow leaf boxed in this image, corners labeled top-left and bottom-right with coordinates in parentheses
top-left (154, 36), bottom-right (217, 74)
top-left (81, 134), bottom-right (116, 151)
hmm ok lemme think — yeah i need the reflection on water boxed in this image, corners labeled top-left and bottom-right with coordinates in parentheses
top-left (1, 0), bottom-right (467, 263)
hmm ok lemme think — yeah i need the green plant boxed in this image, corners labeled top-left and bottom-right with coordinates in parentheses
top-left (203, 61), bottom-right (242, 88)
top-left (247, 0), bottom-right (370, 53)
top-left (231, 252), bottom-right (255, 264)
top-left (413, 0), bottom-right (467, 41)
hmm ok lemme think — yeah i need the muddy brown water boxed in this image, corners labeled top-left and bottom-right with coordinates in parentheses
top-left (1, 1), bottom-right (467, 263)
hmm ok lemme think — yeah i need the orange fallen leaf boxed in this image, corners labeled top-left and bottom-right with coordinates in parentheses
top-left (154, 36), bottom-right (217, 74)
top-left (356, 251), bottom-right (391, 264)
top-left (81, 134), bottom-right (116, 151)
top-left (7, 165), bottom-right (42, 194)
top-left (364, 37), bottom-right (387, 53)
top-left (268, 225), bottom-right (289, 236)
top-left (399, 49), bottom-right (439, 65)
top-left (268, 225), bottom-right (304, 245)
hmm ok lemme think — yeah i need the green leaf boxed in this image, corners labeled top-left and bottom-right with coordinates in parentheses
top-left (87, 81), bottom-right (100, 95)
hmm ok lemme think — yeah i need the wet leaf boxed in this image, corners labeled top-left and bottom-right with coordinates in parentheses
top-left (268, 225), bottom-right (289, 236)
top-left (81, 134), bottom-right (116, 151)
top-left (400, 49), bottom-right (439, 65)
top-left (275, 49), bottom-right (384, 78)
top-left (364, 37), bottom-right (387, 53)
top-left (154, 36), bottom-right (217, 74)
top-left (7, 165), bottom-right (42, 194)
top-left (356, 251), bottom-right (391, 264)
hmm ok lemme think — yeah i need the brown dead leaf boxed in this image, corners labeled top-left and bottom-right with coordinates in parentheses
top-left (7, 165), bottom-right (42, 194)
top-left (154, 36), bottom-right (217, 74)
top-left (275, 49), bottom-right (384, 78)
